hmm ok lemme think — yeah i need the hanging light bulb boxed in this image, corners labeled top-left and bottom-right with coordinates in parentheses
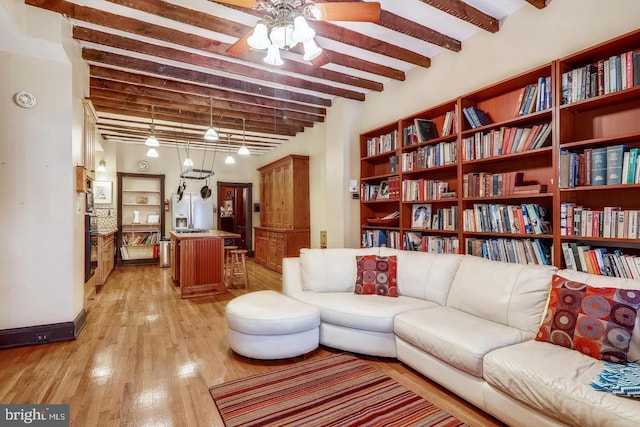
top-left (238, 118), bottom-right (250, 155)
top-left (225, 135), bottom-right (236, 164)
top-left (204, 96), bottom-right (219, 141)
top-left (145, 105), bottom-right (160, 147)
top-left (292, 16), bottom-right (315, 43)
top-left (183, 141), bottom-right (194, 167)
top-left (247, 21), bottom-right (271, 49)
top-left (146, 148), bottom-right (159, 158)
top-left (302, 39), bottom-right (323, 61)
top-left (264, 44), bottom-right (284, 66)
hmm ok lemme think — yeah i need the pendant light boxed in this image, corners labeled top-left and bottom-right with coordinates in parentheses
top-left (183, 141), bottom-right (194, 168)
top-left (145, 105), bottom-right (160, 147)
top-left (204, 96), bottom-right (219, 141)
top-left (238, 118), bottom-right (250, 155)
top-left (146, 148), bottom-right (159, 158)
top-left (225, 134), bottom-right (236, 164)
top-left (96, 159), bottom-right (106, 172)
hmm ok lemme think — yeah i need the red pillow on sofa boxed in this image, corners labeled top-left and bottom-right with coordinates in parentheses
top-left (355, 255), bottom-right (398, 297)
top-left (536, 274), bottom-right (640, 363)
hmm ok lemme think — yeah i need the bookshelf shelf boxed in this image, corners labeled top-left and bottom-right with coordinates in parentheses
top-left (359, 29), bottom-right (640, 271)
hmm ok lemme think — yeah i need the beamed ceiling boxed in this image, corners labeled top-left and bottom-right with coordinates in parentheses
top-left (25, 0), bottom-right (547, 155)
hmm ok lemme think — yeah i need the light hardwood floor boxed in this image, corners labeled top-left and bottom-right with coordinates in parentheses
top-left (0, 259), bottom-right (504, 426)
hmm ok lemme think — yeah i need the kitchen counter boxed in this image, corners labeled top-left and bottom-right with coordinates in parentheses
top-left (169, 230), bottom-right (240, 298)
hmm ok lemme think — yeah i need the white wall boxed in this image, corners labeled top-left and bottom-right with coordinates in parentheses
top-left (0, 0), bottom-right (85, 329)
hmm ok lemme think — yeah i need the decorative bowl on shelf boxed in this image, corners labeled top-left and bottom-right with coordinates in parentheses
top-left (366, 217), bottom-right (399, 226)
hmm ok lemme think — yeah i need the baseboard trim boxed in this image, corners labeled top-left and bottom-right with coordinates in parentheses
top-left (0, 309), bottom-right (87, 349)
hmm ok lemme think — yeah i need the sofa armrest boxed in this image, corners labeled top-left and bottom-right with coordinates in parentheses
top-left (282, 257), bottom-right (303, 295)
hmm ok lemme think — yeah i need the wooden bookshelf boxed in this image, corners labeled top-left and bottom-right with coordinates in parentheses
top-left (358, 28), bottom-right (640, 274)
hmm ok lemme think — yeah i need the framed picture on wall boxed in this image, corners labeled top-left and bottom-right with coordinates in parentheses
top-left (94, 181), bottom-right (113, 204)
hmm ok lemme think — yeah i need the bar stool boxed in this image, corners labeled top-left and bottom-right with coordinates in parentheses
top-left (229, 249), bottom-right (249, 289)
top-left (223, 245), bottom-right (238, 287)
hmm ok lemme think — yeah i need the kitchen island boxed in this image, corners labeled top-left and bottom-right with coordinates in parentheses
top-left (170, 230), bottom-right (240, 298)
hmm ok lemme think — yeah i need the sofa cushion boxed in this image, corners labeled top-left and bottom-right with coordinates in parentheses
top-left (355, 255), bottom-right (397, 296)
top-left (536, 274), bottom-right (640, 363)
top-left (380, 248), bottom-right (464, 305)
top-left (289, 291), bottom-right (437, 333)
top-left (446, 256), bottom-right (557, 333)
top-left (484, 340), bottom-right (640, 426)
top-left (558, 269), bottom-right (640, 363)
top-left (300, 248), bottom-right (379, 293)
top-left (394, 307), bottom-right (532, 378)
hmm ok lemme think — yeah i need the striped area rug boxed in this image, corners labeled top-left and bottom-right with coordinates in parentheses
top-left (209, 353), bottom-right (466, 427)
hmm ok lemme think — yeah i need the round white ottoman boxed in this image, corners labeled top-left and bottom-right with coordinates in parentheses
top-left (225, 290), bottom-right (321, 360)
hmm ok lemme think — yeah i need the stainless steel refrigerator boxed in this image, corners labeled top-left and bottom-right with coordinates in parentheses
top-left (171, 192), bottom-right (214, 231)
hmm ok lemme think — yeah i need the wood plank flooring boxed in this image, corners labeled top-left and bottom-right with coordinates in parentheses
top-left (0, 259), bottom-right (504, 426)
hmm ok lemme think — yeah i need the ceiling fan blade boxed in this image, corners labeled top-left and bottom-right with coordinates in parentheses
top-left (313, 2), bottom-right (381, 22)
top-left (214, 0), bottom-right (259, 7)
top-left (226, 30), bottom-right (252, 56)
top-left (311, 50), bottom-right (331, 68)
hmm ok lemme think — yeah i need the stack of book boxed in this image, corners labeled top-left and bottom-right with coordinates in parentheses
top-left (402, 179), bottom-right (449, 201)
top-left (561, 49), bottom-right (640, 105)
top-left (513, 76), bottom-right (552, 116)
top-left (463, 203), bottom-right (550, 235)
top-left (561, 243), bottom-right (640, 278)
top-left (559, 145), bottom-right (640, 188)
top-left (404, 232), bottom-right (458, 254)
top-left (462, 122), bottom-right (551, 160)
top-left (560, 202), bottom-right (640, 238)
top-left (401, 141), bottom-right (457, 171)
top-left (366, 130), bottom-right (398, 156)
top-left (466, 237), bottom-right (551, 265)
top-left (462, 106), bottom-right (492, 129)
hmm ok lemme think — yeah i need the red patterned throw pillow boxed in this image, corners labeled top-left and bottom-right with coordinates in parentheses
top-left (355, 255), bottom-right (398, 297)
top-left (536, 274), bottom-right (640, 363)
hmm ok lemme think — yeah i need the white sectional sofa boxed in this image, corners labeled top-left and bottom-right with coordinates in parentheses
top-left (281, 247), bottom-right (640, 427)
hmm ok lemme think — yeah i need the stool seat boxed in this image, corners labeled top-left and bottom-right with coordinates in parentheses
top-left (228, 249), bottom-right (249, 289)
top-left (226, 290), bottom-right (320, 359)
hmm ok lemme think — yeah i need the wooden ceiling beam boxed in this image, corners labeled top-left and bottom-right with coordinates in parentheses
top-left (82, 49), bottom-right (336, 106)
top-left (93, 105), bottom-right (299, 136)
top-left (90, 97), bottom-right (306, 133)
top-left (89, 78), bottom-right (324, 124)
top-left (89, 66), bottom-right (327, 117)
top-left (88, 91), bottom-right (315, 129)
top-left (104, 0), bottom-right (407, 81)
top-left (525, 0), bottom-right (547, 9)
top-left (311, 20), bottom-right (431, 68)
top-left (73, 26), bottom-right (381, 93)
top-left (418, 0), bottom-right (499, 33)
top-left (378, 10), bottom-right (461, 52)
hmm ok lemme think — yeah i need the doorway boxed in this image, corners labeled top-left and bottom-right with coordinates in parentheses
top-left (217, 182), bottom-right (253, 255)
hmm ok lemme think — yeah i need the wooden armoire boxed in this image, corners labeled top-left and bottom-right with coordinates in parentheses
top-left (255, 155), bottom-right (310, 272)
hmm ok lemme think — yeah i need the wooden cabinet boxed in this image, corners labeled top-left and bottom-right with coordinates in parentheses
top-left (96, 231), bottom-right (116, 286)
top-left (358, 28), bottom-right (640, 276)
top-left (117, 173), bottom-right (165, 266)
top-left (254, 228), bottom-right (310, 273)
top-left (256, 155), bottom-right (310, 271)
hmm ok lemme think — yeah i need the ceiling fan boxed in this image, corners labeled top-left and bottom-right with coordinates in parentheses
top-left (219, 0), bottom-right (381, 66)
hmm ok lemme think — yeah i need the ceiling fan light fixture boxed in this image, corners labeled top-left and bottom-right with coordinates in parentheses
top-left (146, 148), bottom-right (159, 158)
top-left (302, 39), bottom-right (323, 61)
top-left (247, 21), bottom-right (271, 49)
top-left (264, 44), bottom-right (284, 66)
top-left (304, 4), bottom-right (323, 20)
top-left (269, 22), bottom-right (296, 49)
top-left (291, 16), bottom-right (315, 43)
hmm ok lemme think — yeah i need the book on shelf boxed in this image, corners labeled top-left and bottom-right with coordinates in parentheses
top-left (362, 229), bottom-right (400, 249)
top-left (378, 180), bottom-right (390, 200)
top-left (561, 244), bottom-right (640, 278)
top-left (591, 147), bottom-right (608, 186)
top-left (560, 202), bottom-right (640, 239)
top-left (414, 119), bottom-right (438, 142)
top-left (404, 232), bottom-right (459, 254)
top-left (606, 145), bottom-right (631, 184)
top-left (411, 204), bottom-right (432, 229)
top-left (561, 48), bottom-right (639, 105)
top-left (465, 237), bottom-right (551, 266)
top-left (513, 183), bottom-right (548, 194)
top-left (441, 110), bottom-right (456, 136)
top-left (462, 106), bottom-right (492, 129)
